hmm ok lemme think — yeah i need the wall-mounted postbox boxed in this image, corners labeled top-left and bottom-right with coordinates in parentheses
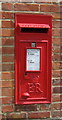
top-left (15, 14), bottom-right (52, 104)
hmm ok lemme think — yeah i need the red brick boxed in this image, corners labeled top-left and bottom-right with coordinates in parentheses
top-left (28, 112), bottom-right (50, 119)
top-left (52, 45), bottom-right (60, 53)
top-left (2, 105), bottom-right (13, 113)
top-left (2, 38), bottom-right (14, 46)
top-left (51, 103), bottom-right (61, 110)
top-left (51, 13), bottom-right (61, 19)
top-left (17, 0), bottom-right (31, 2)
top-left (60, 95), bottom-right (62, 101)
top-left (37, 12), bottom-right (61, 20)
top-left (2, 21), bottom-right (14, 28)
top-left (14, 3), bottom-right (39, 11)
top-left (2, 72), bottom-right (14, 80)
top-left (53, 87), bottom-right (61, 93)
top-left (2, 47), bottom-right (14, 54)
top-left (0, 47), bottom-right (2, 54)
top-left (0, 29), bottom-right (2, 36)
top-left (0, 63), bottom-right (2, 69)
top-left (52, 54), bottom-right (60, 61)
top-left (2, 29), bottom-right (14, 37)
top-left (40, 104), bottom-right (51, 110)
top-left (61, 46), bottom-right (62, 53)
top-left (0, 12), bottom-right (2, 19)
top-left (2, 3), bottom-right (13, 11)
top-left (40, 4), bottom-right (60, 12)
top-left (34, 0), bottom-right (49, 3)
top-left (52, 21), bottom-right (61, 28)
top-left (52, 95), bottom-right (60, 102)
top-left (0, 97), bottom-right (14, 104)
top-left (0, 81), bottom-right (2, 87)
top-left (52, 79), bottom-right (61, 86)
top-left (60, 5), bottom-right (62, 12)
top-left (1, 114), bottom-right (6, 120)
top-left (6, 0), bottom-right (58, 3)
top-left (52, 28), bottom-right (60, 37)
top-left (60, 79), bottom-right (62, 85)
top-left (2, 12), bottom-right (14, 19)
top-left (0, 80), bottom-right (14, 88)
top-left (52, 38), bottom-right (60, 46)
top-left (15, 104), bottom-right (37, 111)
top-left (52, 62), bottom-right (60, 70)
top-left (60, 62), bottom-right (62, 69)
top-left (60, 20), bottom-right (62, 28)
top-left (2, 64), bottom-right (14, 71)
top-left (52, 110), bottom-right (61, 117)
top-left (61, 54), bottom-right (62, 61)
top-left (0, 114), bottom-right (2, 120)
top-left (60, 70), bottom-right (62, 76)
top-left (0, 57), bottom-right (2, 63)
top-left (2, 56), bottom-right (14, 62)
top-left (2, 88), bottom-right (14, 96)
top-left (53, 70), bottom-right (60, 77)
top-left (0, 97), bottom-right (2, 104)
top-left (7, 112), bottom-right (26, 119)
top-left (60, 111), bottom-right (62, 117)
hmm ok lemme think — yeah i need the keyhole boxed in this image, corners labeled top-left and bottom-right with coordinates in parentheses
top-left (24, 72), bottom-right (27, 76)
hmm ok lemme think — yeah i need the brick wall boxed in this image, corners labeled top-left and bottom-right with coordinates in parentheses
top-left (0, 0), bottom-right (62, 119)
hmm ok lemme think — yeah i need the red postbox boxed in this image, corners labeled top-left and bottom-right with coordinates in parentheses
top-left (15, 14), bottom-right (52, 104)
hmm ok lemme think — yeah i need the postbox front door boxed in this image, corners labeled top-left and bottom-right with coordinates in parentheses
top-left (15, 14), bottom-right (52, 104)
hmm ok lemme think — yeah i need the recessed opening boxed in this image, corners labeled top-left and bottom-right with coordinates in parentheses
top-left (21, 28), bottom-right (48, 33)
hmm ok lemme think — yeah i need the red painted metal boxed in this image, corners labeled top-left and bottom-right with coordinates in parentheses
top-left (18, 23), bottom-right (50, 28)
top-left (15, 14), bottom-right (52, 104)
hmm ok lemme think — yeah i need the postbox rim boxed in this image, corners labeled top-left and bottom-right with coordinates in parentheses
top-left (18, 23), bottom-right (50, 28)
